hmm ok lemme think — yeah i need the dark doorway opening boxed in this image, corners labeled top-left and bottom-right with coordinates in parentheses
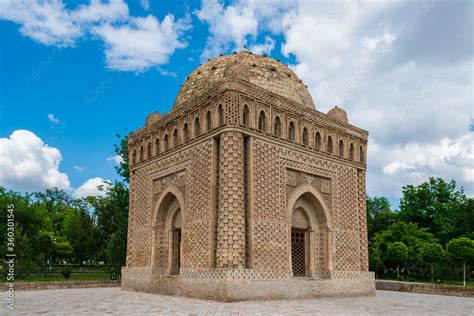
top-left (291, 228), bottom-right (305, 277)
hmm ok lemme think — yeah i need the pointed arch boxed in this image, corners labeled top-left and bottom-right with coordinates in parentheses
top-left (132, 149), bottom-right (136, 164)
top-left (173, 129), bottom-right (178, 147)
top-left (359, 145), bottom-right (365, 163)
top-left (218, 104), bottom-right (224, 125)
top-left (287, 184), bottom-right (331, 229)
top-left (194, 116), bottom-right (200, 137)
top-left (155, 138), bottom-right (160, 156)
top-left (151, 186), bottom-right (185, 274)
top-left (315, 132), bottom-right (322, 151)
top-left (163, 134), bottom-right (169, 152)
top-left (258, 110), bottom-right (266, 132)
top-left (183, 123), bottom-right (188, 142)
top-left (152, 186), bottom-right (185, 228)
top-left (274, 116), bottom-right (282, 137)
top-left (288, 121), bottom-right (296, 142)
top-left (327, 135), bottom-right (333, 154)
top-left (147, 142), bottom-right (151, 159)
top-left (302, 127), bottom-right (308, 146)
top-left (287, 184), bottom-right (333, 276)
top-left (242, 104), bottom-right (250, 127)
top-left (338, 139), bottom-right (344, 158)
top-left (206, 110), bottom-right (212, 131)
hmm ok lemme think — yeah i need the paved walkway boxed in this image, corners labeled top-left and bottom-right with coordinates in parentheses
top-left (2, 288), bottom-right (473, 315)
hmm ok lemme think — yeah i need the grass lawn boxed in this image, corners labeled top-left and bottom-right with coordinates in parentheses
top-left (378, 277), bottom-right (474, 287)
top-left (1, 273), bottom-right (112, 282)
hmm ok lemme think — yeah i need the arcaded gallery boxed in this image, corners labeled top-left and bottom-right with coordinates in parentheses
top-left (122, 51), bottom-right (375, 301)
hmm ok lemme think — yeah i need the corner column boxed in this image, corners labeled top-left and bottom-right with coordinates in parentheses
top-left (216, 131), bottom-right (246, 268)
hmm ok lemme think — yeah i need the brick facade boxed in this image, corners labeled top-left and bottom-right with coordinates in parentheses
top-left (122, 51), bottom-right (375, 301)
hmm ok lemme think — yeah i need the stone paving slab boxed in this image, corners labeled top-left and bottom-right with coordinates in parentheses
top-left (2, 288), bottom-right (473, 315)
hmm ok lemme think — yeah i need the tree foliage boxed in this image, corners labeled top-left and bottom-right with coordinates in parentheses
top-left (368, 177), bottom-right (473, 282)
top-left (367, 196), bottom-right (396, 239)
top-left (386, 242), bottom-right (408, 265)
top-left (399, 178), bottom-right (469, 244)
top-left (113, 132), bottom-right (129, 183)
top-left (0, 134), bottom-right (130, 277)
top-left (446, 237), bottom-right (474, 263)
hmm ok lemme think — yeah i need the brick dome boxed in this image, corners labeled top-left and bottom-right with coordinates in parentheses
top-left (174, 51), bottom-right (315, 109)
top-left (327, 106), bottom-right (348, 123)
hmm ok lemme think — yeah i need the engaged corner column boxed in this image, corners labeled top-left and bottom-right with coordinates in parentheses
top-left (216, 131), bottom-right (246, 269)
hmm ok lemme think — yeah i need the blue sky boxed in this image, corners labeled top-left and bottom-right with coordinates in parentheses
top-left (0, 0), bottom-right (472, 206)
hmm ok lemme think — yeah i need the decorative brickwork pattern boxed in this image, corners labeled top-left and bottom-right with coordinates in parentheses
top-left (357, 169), bottom-right (369, 271)
top-left (216, 132), bottom-right (246, 268)
top-left (123, 51), bottom-right (373, 301)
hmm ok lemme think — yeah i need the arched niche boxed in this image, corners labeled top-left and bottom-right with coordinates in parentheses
top-left (151, 186), bottom-right (185, 276)
top-left (287, 184), bottom-right (333, 278)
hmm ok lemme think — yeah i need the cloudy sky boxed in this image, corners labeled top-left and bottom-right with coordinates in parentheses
top-left (0, 0), bottom-right (472, 205)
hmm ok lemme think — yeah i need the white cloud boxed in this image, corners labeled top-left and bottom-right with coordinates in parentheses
top-left (0, 130), bottom-right (116, 199)
top-left (74, 177), bottom-right (111, 199)
top-left (363, 28), bottom-right (397, 51)
top-left (249, 36), bottom-right (275, 55)
top-left (47, 113), bottom-right (60, 123)
top-left (93, 14), bottom-right (191, 71)
top-left (196, 0), bottom-right (473, 201)
top-left (0, 130), bottom-right (70, 192)
top-left (195, 0), bottom-right (293, 59)
top-left (73, 165), bottom-right (87, 172)
top-left (369, 134), bottom-right (474, 198)
top-left (0, 0), bottom-right (189, 72)
top-left (73, 0), bottom-right (128, 24)
top-left (196, 0), bottom-right (257, 58)
top-left (106, 154), bottom-right (123, 165)
top-left (0, 0), bottom-right (81, 46)
top-left (140, 0), bottom-right (150, 11)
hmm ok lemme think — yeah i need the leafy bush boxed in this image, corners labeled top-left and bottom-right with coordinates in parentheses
top-left (60, 266), bottom-right (72, 279)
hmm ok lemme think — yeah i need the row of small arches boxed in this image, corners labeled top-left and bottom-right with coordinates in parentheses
top-left (246, 107), bottom-right (365, 163)
top-left (132, 104), bottom-right (225, 164)
top-left (132, 105), bottom-right (366, 165)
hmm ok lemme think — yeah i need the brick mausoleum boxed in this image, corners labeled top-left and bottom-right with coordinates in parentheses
top-left (122, 51), bottom-right (375, 301)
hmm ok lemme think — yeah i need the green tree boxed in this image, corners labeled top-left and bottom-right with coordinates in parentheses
top-left (386, 242), bottom-right (408, 279)
top-left (446, 237), bottom-right (474, 286)
top-left (421, 242), bottom-right (444, 282)
top-left (87, 181), bottom-right (128, 270)
top-left (0, 187), bottom-right (53, 274)
top-left (13, 226), bottom-right (36, 277)
top-left (62, 208), bottom-right (97, 266)
top-left (54, 237), bottom-right (74, 260)
top-left (372, 221), bottom-right (437, 279)
top-left (399, 178), bottom-right (469, 244)
top-left (105, 230), bottom-right (127, 275)
top-left (367, 196), bottom-right (396, 239)
top-left (113, 133), bottom-right (129, 183)
top-left (457, 198), bottom-right (474, 239)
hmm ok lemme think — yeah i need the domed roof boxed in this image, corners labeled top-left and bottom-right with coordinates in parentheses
top-left (174, 51), bottom-right (315, 109)
top-left (327, 106), bottom-right (348, 123)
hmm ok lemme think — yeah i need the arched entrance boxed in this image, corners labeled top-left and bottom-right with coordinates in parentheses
top-left (169, 209), bottom-right (181, 275)
top-left (291, 208), bottom-right (309, 276)
top-left (288, 184), bottom-right (333, 278)
top-left (151, 186), bottom-right (184, 276)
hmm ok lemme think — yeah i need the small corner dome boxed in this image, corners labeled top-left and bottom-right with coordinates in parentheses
top-left (146, 112), bottom-right (160, 126)
top-left (327, 106), bottom-right (348, 123)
